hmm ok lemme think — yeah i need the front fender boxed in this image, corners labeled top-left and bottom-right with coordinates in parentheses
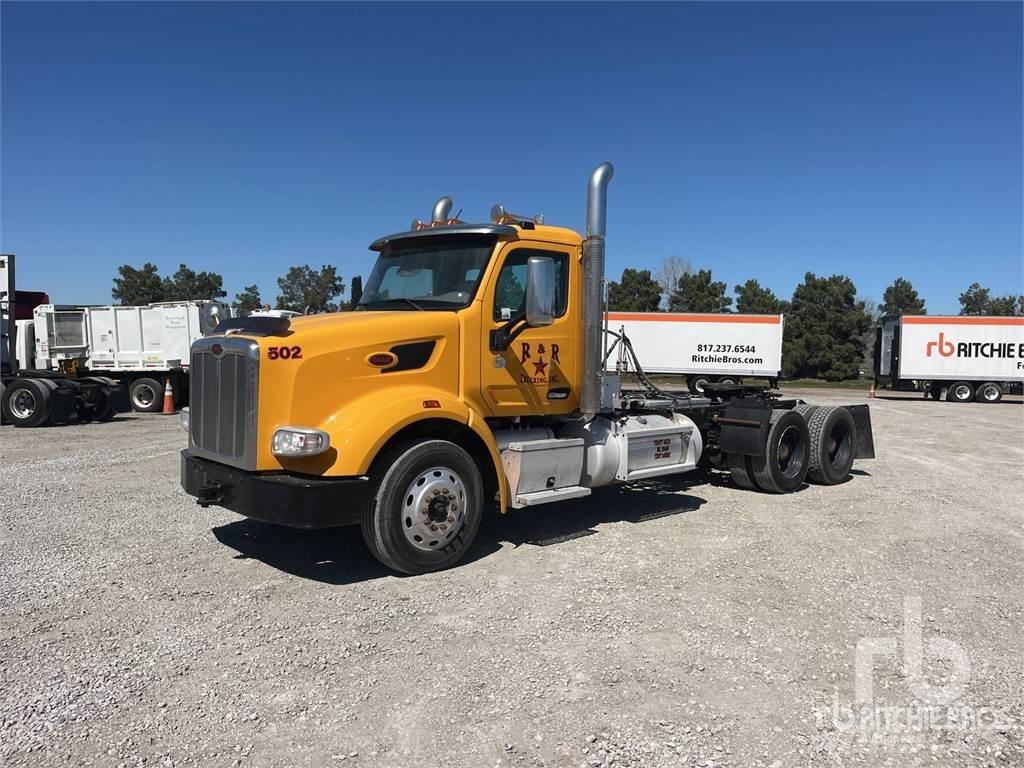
top-left (320, 387), bottom-right (510, 511)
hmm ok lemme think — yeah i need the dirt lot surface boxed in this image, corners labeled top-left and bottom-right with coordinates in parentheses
top-left (2, 390), bottom-right (1022, 767)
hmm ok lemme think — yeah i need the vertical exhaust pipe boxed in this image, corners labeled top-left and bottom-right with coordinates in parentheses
top-left (581, 162), bottom-right (614, 420)
top-left (432, 196), bottom-right (454, 223)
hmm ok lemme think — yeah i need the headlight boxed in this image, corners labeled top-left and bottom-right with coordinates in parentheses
top-left (272, 427), bottom-right (330, 457)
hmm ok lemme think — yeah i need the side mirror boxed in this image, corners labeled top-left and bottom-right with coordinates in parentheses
top-left (525, 256), bottom-right (556, 327)
top-left (350, 275), bottom-right (363, 307)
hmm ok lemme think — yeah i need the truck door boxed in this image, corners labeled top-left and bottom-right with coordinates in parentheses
top-left (480, 242), bottom-right (578, 416)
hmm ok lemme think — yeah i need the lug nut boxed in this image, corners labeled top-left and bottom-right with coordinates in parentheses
top-left (440, 523), bottom-right (447, 530)
top-left (433, 489), bottom-right (441, 495)
top-left (447, 515), bottom-right (455, 522)
top-left (430, 524), bottom-right (438, 531)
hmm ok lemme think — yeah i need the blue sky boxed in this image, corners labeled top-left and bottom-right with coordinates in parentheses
top-left (2, 2), bottom-right (1021, 313)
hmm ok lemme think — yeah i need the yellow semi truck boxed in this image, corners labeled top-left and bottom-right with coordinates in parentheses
top-left (181, 164), bottom-right (874, 574)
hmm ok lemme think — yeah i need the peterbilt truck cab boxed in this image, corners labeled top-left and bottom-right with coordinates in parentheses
top-left (182, 163), bottom-right (874, 574)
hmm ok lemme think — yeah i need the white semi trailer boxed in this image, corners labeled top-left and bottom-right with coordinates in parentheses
top-left (874, 314), bottom-right (1024, 403)
top-left (606, 311), bottom-right (784, 394)
top-left (26, 299), bottom-right (230, 412)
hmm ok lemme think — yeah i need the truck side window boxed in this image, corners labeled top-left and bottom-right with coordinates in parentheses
top-left (493, 250), bottom-right (568, 321)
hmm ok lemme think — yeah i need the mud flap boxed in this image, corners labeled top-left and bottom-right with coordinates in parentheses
top-left (844, 404), bottom-right (875, 459)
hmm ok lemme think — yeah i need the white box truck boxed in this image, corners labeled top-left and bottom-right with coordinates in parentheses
top-left (607, 311), bottom-right (784, 393)
top-left (26, 299), bottom-right (230, 412)
top-left (874, 314), bottom-right (1024, 403)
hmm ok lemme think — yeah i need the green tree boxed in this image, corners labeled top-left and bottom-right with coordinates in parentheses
top-left (959, 283), bottom-right (991, 315)
top-left (667, 269), bottom-right (732, 313)
top-left (233, 284), bottom-right (263, 317)
top-left (608, 268), bottom-right (662, 312)
top-left (881, 277), bottom-right (926, 315)
top-left (986, 294), bottom-right (1022, 316)
top-left (112, 263), bottom-right (164, 306)
top-left (783, 273), bottom-right (872, 381)
top-left (734, 279), bottom-right (786, 315)
top-left (161, 264), bottom-right (226, 302)
top-left (959, 283), bottom-right (1022, 316)
top-left (275, 264), bottom-right (345, 313)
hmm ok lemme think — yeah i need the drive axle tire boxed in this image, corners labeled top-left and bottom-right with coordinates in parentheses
top-left (975, 382), bottom-right (1003, 404)
top-left (1, 379), bottom-right (52, 428)
top-left (362, 439), bottom-right (483, 575)
top-left (947, 381), bottom-right (974, 403)
top-left (726, 452), bottom-right (757, 490)
top-left (794, 403), bottom-right (818, 421)
top-left (805, 406), bottom-right (856, 485)
top-left (129, 377), bottom-right (163, 412)
top-left (750, 409), bottom-right (810, 494)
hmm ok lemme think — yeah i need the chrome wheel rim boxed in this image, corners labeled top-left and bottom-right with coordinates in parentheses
top-left (982, 386), bottom-right (999, 401)
top-left (400, 466), bottom-right (466, 552)
top-left (9, 389), bottom-right (36, 419)
top-left (132, 385), bottom-right (156, 409)
top-left (954, 384), bottom-right (971, 401)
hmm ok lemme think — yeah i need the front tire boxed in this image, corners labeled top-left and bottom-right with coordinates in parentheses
top-left (362, 439), bottom-right (484, 575)
top-left (947, 381), bottom-right (974, 403)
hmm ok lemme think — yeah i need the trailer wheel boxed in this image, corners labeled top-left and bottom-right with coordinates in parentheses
top-left (129, 377), bottom-right (164, 412)
top-left (1, 379), bottom-right (52, 428)
top-left (687, 375), bottom-right (711, 395)
top-left (805, 407), bottom-right (856, 485)
top-left (750, 409), bottom-right (810, 494)
top-left (947, 381), bottom-right (974, 403)
top-left (974, 382), bottom-right (1003, 404)
top-left (726, 452), bottom-right (757, 490)
top-left (362, 439), bottom-right (484, 575)
top-left (717, 376), bottom-right (738, 386)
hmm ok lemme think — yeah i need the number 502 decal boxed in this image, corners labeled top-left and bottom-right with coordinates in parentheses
top-left (267, 345), bottom-right (302, 360)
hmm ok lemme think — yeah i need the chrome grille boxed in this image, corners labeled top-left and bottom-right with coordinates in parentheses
top-left (189, 337), bottom-right (259, 469)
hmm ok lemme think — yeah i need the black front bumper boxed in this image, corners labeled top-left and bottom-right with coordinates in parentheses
top-left (180, 451), bottom-right (367, 529)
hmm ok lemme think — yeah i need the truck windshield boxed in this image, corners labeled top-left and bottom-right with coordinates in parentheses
top-left (358, 237), bottom-right (495, 310)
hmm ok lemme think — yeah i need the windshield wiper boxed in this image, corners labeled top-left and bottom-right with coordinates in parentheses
top-left (360, 297), bottom-right (426, 311)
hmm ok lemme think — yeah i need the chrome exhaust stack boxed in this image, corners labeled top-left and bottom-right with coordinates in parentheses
top-left (432, 196), bottom-right (454, 224)
top-left (580, 162), bottom-right (614, 420)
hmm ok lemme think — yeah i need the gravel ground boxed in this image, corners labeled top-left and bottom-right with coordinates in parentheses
top-left (2, 390), bottom-right (1022, 768)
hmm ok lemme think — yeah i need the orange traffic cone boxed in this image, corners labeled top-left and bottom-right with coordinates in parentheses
top-left (162, 379), bottom-right (176, 414)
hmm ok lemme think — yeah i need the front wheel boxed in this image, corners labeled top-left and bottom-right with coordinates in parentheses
top-left (362, 439), bottom-right (484, 574)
